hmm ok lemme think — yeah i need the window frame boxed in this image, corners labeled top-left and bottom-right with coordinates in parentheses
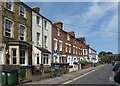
top-left (20, 49), bottom-right (26, 65)
top-left (37, 32), bottom-right (40, 45)
top-left (20, 5), bottom-right (26, 18)
top-left (5, 19), bottom-right (13, 37)
top-left (11, 48), bottom-right (17, 64)
top-left (6, 0), bottom-right (13, 11)
top-left (20, 25), bottom-right (25, 41)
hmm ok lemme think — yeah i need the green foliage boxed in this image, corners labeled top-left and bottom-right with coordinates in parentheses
top-left (78, 60), bottom-right (87, 65)
top-left (107, 52), bottom-right (113, 54)
top-left (99, 51), bottom-right (106, 56)
top-left (115, 54), bottom-right (120, 61)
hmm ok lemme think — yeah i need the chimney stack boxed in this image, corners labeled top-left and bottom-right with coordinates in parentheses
top-left (32, 6), bottom-right (40, 14)
top-left (53, 21), bottom-right (63, 29)
top-left (67, 31), bottom-right (75, 37)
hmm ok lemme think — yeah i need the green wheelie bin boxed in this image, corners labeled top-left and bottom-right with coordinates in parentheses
top-left (2, 68), bottom-right (18, 85)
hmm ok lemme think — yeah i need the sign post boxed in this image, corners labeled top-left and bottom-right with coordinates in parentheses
top-left (53, 49), bottom-right (57, 69)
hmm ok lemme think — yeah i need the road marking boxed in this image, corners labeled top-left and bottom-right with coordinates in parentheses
top-left (109, 76), bottom-right (114, 81)
top-left (62, 68), bottom-right (100, 85)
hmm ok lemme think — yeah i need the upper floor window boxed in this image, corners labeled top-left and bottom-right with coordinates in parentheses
top-left (44, 20), bottom-right (47, 29)
top-left (66, 44), bottom-right (67, 52)
top-left (20, 5), bottom-right (25, 18)
top-left (37, 32), bottom-right (40, 45)
top-left (20, 25), bottom-right (25, 41)
top-left (45, 36), bottom-right (47, 47)
top-left (76, 47), bottom-right (77, 54)
top-left (73, 47), bottom-right (75, 54)
top-left (57, 28), bottom-right (60, 36)
top-left (54, 40), bottom-right (57, 50)
top-left (69, 46), bottom-right (71, 53)
top-left (6, 0), bottom-right (12, 11)
top-left (83, 49), bottom-right (87, 55)
top-left (5, 19), bottom-right (12, 37)
top-left (59, 41), bottom-right (62, 51)
top-left (67, 34), bottom-right (70, 41)
top-left (36, 16), bottom-right (40, 25)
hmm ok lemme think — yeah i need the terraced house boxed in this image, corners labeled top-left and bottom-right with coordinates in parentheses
top-left (0, 0), bottom-right (32, 65)
top-left (32, 6), bottom-right (52, 66)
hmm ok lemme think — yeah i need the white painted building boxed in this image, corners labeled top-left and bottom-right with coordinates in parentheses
top-left (32, 7), bottom-right (52, 66)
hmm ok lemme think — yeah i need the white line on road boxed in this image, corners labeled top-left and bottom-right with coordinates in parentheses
top-left (62, 68), bottom-right (100, 85)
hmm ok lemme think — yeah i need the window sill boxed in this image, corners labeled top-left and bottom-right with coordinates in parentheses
top-left (5, 8), bottom-right (14, 14)
top-left (4, 35), bottom-right (14, 39)
top-left (20, 15), bottom-right (27, 20)
top-left (37, 24), bottom-right (41, 27)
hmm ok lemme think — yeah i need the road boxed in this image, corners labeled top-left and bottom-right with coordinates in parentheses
top-left (64, 64), bottom-right (116, 85)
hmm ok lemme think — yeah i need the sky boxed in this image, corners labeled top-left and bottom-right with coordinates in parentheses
top-left (23, 2), bottom-right (118, 54)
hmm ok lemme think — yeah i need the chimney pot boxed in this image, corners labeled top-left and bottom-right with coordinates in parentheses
top-left (32, 6), bottom-right (40, 14)
top-left (53, 21), bottom-right (63, 29)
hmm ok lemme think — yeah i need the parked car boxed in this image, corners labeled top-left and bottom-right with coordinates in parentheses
top-left (113, 61), bottom-right (120, 71)
top-left (114, 68), bottom-right (120, 83)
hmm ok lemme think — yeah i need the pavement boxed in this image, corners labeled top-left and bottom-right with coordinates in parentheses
top-left (25, 64), bottom-right (106, 85)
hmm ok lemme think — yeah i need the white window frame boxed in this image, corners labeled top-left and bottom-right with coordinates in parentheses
top-left (37, 54), bottom-right (39, 65)
top-left (20, 5), bottom-right (26, 18)
top-left (20, 49), bottom-right (26, 65)
top-left (67, 34), bottom-right (70, 41)
top-left (69, 45), bottom-right (71, 53)
top-left (54, 38), bottom-right (57, 50)
top-left (57, 28), bottom-right (60, 37)
top-left (44, 20), bottom-right (47, 29)
top-left (11, 48), bottom-right (17, 64)
top-left (36, 16), bottom-right (40, 26)
top-left (59, 41), bottom-right (62, 51)
top-left (66, 44), bottom-right (67, 52)
top-left (20, 25), bottom-right (25, 41)
top-left (37, 32), bottom-right (40, 45)
top-left (76, 47), bottom-right (77, 54)
top-left (45, 36), bottom-right (47, 47)
top-left (6, 0), bottom-right (13, 11)
top-left (5, 19), bottom-right (12, 37)
top-left (83, 49), bottom-right (87, 55)
top-left (43, 54), bottom-right (49, 65)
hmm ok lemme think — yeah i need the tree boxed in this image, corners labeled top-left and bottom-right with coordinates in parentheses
top-left (115, 54), bottom-right (120, 61)
top-left (99, 51), bottom-right (106, 56)
top-left (107, 52), bottom-right (113, 54)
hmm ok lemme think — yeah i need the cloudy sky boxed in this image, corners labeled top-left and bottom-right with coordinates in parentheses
top-left (24, 2), bottom-right (118, 54)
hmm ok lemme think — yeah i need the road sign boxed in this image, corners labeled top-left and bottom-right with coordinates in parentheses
top-left (54, 49), bottom-right (57, 54)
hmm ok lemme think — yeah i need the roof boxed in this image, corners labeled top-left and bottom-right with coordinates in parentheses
top-left (36, 46), bottom-right (51, 54)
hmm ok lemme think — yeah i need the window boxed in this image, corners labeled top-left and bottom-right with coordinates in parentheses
top-left (11, 49), bottom-right (17, 64)
top-left (73, 47), bottom-right (75, 54)
top-left (74, 58), bottom-right (76, 62)
top-left (54, 40), bottom-right (57, 50)
top-left (59, 57), bottom-right (62, 63)
top-left (67, 34), bottom-right (70, 41)
top-left (20, 50), bottom-right (26, 65)
top-left (59, 41), bottom-right (62, 51)
top-left (37, 54), bottom-right (39, 64)
top-left (66, 44), bottom-right (67, 52)
top-left (68, 58), bottom-right (70, 63)
top-left (44, 20), bottom-right (47, 29)
top-left (83, 49), bottom-right (87, 55)
top-left (20, 5), bottom-right (25, 18)
top-left (69, 46), bottom-right (71, 53)
top-left (20, 25), bottom-right (25, 40)
top-left (76, 47), bottom-right (77, 54)
top-left (6, 0), bottom-right (12, 11)
top-left (5, 19), bottom-right (12, 37)
top-left (57, 29), bottom-right (60, 36)
top-left (45, 36), bottom-right (47, 47)
top-left (37, 32), bottom-right (40, 45)
top-left (36, 16), bottom-right (40, 25)
top-left (43, 54), bottom-right (49, 64)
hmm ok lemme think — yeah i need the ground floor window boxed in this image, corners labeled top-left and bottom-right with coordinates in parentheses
top-left (37, 54), bottom-right (39, 64)
top-left (59, 56), bottom-right (62, 63)
top-left (20, 50), bottom-right (26, 65)
top-left (11, 48), bottom-right (17, 64)
top-left (43, 54), bottom-right (49, 64)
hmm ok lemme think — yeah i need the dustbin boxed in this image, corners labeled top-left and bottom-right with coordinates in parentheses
top-left (1, 68), bottom-right (18, 85)
top-left (1, 71), bottom-right (6, 85)
top-left (20, 66), bottom-right (27, 79)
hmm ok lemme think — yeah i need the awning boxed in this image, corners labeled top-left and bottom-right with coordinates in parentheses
top-left (35, 46), bottom-right (51, 54)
